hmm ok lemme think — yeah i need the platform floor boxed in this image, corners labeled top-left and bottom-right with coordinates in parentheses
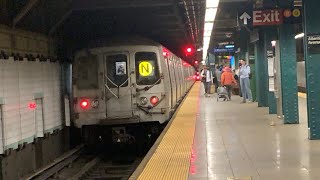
top-left (134, 82), bottom-right (320, 180)
top-left (189, 85), bottom-right (320, 180)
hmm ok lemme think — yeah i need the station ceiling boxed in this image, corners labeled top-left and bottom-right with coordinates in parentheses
top-left (0, 0), bottom-right (249, 62)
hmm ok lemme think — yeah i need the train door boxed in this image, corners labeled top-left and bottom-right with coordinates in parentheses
top-left (104, 53), bottom-right (133, 119)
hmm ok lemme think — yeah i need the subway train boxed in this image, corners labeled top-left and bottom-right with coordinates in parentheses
top-left (72, 37), bottom-right (196, 144)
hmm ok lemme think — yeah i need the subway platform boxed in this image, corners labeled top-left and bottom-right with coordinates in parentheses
top-left (132, 82), bottom-right (320, 180)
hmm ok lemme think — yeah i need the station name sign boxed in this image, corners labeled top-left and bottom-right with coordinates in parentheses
top-left (253, 9), bottom-right (283, 26)
top-left (307, 35), bottom-right (320, 54)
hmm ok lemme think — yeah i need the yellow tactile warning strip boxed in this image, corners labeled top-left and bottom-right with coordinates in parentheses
top-left (137, 82), bottom-right (200, 180)
top-left (298, 92), bottom-right (307, 98)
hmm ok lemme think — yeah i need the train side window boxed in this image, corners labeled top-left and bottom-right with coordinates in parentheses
top-left (76, 55), bottom-right (99, 89)
top-left (135, 52), bottom-right (160, 85)
top-left (106, 54), bottom-right (129, 88)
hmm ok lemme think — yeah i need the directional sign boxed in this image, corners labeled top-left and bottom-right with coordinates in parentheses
top-left (253, 9), bottom-right (283, 26)
top-left (240, 12), bottom-right (251, 25)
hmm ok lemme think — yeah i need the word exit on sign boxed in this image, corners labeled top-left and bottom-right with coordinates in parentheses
top-left (253, 9), bottom-right (283, 26)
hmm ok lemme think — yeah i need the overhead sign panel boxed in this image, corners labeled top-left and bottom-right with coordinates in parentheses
top-left (240, 12), bottom-right (251, 25)
top-left (307, 34), bottom-right (320, 54)
top-left (253, 9), bottom-right (283, 26)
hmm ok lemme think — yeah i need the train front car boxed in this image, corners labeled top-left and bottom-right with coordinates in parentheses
top-left (72, 39), bottom-right (178, 145)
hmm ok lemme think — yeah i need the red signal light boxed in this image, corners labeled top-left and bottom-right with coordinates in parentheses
top-left (28, 102), bottom-right (37, 110)
top-left (150, 96), bottom-right (159, 105)
top-left (194, 60), bottom-right (198, 65)
top-left (80, 99), bottom-right (89, 109)
top-left (184, 46), bottom-right (195, 56)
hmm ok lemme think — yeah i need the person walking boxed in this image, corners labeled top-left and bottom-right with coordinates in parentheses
top-left (221, 67), bottom-right (237, 100)
top-left (201, 66), bottom-right (213, 97)
top-left (239, 59), bottom-right (253, 103)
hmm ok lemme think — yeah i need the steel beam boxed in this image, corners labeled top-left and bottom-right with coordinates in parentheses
top-left (49, 10), bottom-right (73, 35)
top-left (73, 0), bottom-right (173, 11)
top-left (13, 0), bottom-right (40, 27)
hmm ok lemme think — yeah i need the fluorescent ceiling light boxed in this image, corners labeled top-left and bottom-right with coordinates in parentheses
top-left (203, 36), bottom-right (211, 45)
top-left (205, 8), bottom-right (217, 22)
top-left (204, 22), bottom-right (214, 31)
top-left (204, 30), bottom-right (212, 37)
top-left (206, 0), bottom-right (219, 8)
top-left (295, 33), bottom-right (304, 39)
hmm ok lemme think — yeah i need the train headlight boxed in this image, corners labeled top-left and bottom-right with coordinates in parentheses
top-left (91, 99), bottom-right (99, 108)
top-left (80, 99), bottom-right (90, 109)
top-left (150, 96), bottom-right (159, 106)
top-left (139, 97), bottom-right (148, 105)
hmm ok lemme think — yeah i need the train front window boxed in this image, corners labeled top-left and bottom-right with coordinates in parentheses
top-left (106, 54), bottom-right (129, 88)
top-left (75, 55), bottom-right (99, 89)
top-left (135, 52), bottom-right (160, 85)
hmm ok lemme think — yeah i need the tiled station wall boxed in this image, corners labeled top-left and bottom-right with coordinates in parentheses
top-left (0, 25), bottom-right (63, 154)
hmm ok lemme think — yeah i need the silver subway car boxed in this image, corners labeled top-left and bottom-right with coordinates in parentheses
top-left (72, 38), bottom-right (195, 143)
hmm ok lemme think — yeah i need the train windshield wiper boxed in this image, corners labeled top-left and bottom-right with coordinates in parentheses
top-left (136, 78), bottom-right (161, 92)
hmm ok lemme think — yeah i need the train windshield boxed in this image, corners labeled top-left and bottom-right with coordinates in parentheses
top-left (106, 54), bottom-right (129, 88)
top-left (75, 55), bottom-right (99, 89)
top-left (135, 52), bottom-right (160, 85)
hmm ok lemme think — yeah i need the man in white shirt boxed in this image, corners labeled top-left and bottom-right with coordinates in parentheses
top-left (239, 59), bottom-right (253, 103)
top-left (201, 66), bottom-right (213, 97)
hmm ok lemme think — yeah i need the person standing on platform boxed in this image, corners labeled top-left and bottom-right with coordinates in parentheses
top-left (221, 67), bottom-right (237, 100)
top-left (201, 66), bottom-right (213, 97)
top-left (239, 59), bottom-right (253, 103)
top-left (235, 65), bottom-right (242, 97)
top-left (214, 66), bottom-right (222, 90)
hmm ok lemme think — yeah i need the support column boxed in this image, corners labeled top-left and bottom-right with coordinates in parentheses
top-left (304, 0), bottom-right (320, 139)
top-left (255, 30), bottom-right (268, 107)
top-left (279, 24), bottom-right (299, 124)
top-left (264, 28), bottom-right (277, 114)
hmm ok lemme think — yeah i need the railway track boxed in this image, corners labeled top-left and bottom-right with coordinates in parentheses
top-left (23, 144), bottom-right (142, 180)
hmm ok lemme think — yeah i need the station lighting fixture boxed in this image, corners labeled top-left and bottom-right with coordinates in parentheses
top-left (271, 40), bottom-right (277, 47)
top-left (202, 0), bottom-right (220, 61)
top-left (205, 8), bottom-right (217, 22)
top-left (295, 33), bottom-right (304, 39)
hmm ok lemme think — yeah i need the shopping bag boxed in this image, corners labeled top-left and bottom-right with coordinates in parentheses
top-left (210, 84), bottom-right (215, 94)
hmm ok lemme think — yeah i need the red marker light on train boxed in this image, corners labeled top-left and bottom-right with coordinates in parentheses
top-left (28, 102), bottom-right (37, 109)
top-left (163, 48), bottom-right (170, 57)
top-left (184, 46), bottom-right (195, 56)
top-left (80, 99), bottom-right (89, 109)
top-left (150, 96), bottom-right (159, 105)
